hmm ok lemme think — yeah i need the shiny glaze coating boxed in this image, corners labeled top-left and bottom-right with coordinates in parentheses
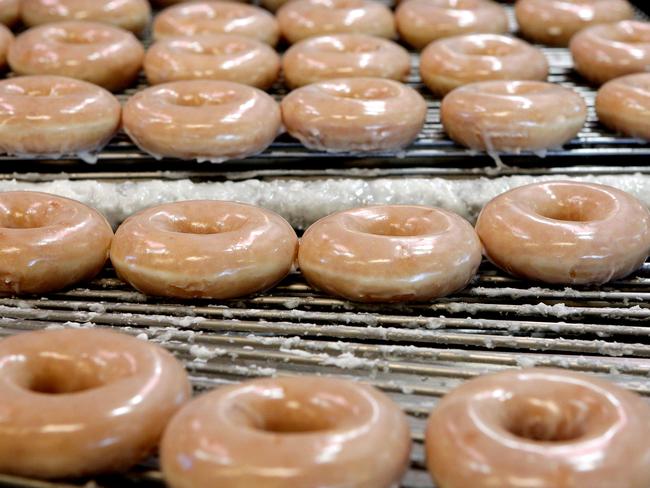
top-left (570, 21), bottom-right (650, 86)
top-left (441, 80), bottom-right (586, 152)
top-left (298, 205), bottom-right (482, 302)
top-left (111, 200), bottom-right (298, 299)
top-left (515, 0), bottom-right (634, 47)
top-left (123, 80), bottom-right (281, 162)
top-left (396, 0), bottom-right (509, 50)
top-left (426, 368), bottom-right (650, 488)
top-left (20, 0), bottom-right (152, 35)
top-left (475, 181), bottom-right (650, 284)
top-left (0, 0), bottom-right (19, 26)
top-left (161, 376), bottom-right (411, 488)
top-left (277, 0), bottom-right (396, 44)
top-left (0, 328), bottom-right (191, 479)
top-left (8, 21), bottom-right (144, 92)
top-left (596, 73), bottom-right (650, 140)
top-left (0, 191), bottom-right (113, 294)
top-left (145, 34), bottom-right (280, 88)
top-left (420, 34), bottom-right (548, 97)
top-left (282, 34), bottom-right (410, 88)
top-left (281, 77), bottom-right (426, 152)
top-left (0, 24), bottom-right (12, 70)
top-left (153, 2), bottom-right (279, 46)
top-left (0, 76), bottom-right (121, 157)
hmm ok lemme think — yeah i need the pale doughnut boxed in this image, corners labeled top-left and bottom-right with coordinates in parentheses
top-left (0, 0), bottom-right (19, 26)
top-left (515, 0), bottom-right (634, 47)
top-left (145, 34), bottom-right (280, 88)
top-left (395, 0), bottom-right (509, 50)
top-left (441, 81), bottom-right (587, 153)
top-left (570, 20), bottom-right (650, 86)
top-left (0, 191), bottom-right (113, 295)
top-left (277, 0), bottom-right (396, 44)
top-left (153, 2), bottom-right (280, 46)
top-left (20, 0), bottom-right (152, 35)
top-left (111, 200), bottom-right (298, 298)
top-left (281, 77), bottom-right (426, 152)
top-left (123, 80), bottom-right (281, 162)
top-left (161, 376), bottom-right (411, 488)
top-left (8, 21), bottom-right (144, 92)
top-left (282, 34), bottom-right (410, 89)
top-left (475, 181), bottom-right (650, 284)
top-left (426, 368), bottom-right (650, 488)
top-left (0, 24), bottom-right (12, 70)
top-left (420, 34), bottom-right (548, 97)
top-left (0, 328), bottom-right (191, 479)
top-left (298, 205), bottom-right (482, 302)
top-left (0, 76), bottom-right (121, 159)
top-left (596, 73), bottom-right (650, 140)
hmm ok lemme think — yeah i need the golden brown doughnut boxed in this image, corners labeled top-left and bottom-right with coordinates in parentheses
top-left (596, 73), bottom-right (650, 140)
top-left (426, 368), bottom-right (650, 487)
top-left (475, 181), bottom-right (650, 284)
top-left (0, 328), bottom-right (191, 479)
top-left (161, 376), bottom-right (411, 487)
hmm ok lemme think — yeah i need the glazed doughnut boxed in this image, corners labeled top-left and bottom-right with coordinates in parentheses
top-left (281, 78), bottom-right (426, 152)
top-left (298, 205), bottom-right (481, 302)
top-left (0, 191), bottom-right (113, 295)
top-left (145, 34), bottom-right (280, 89)
top-left (426, 368), bottom-right (650, 487)
top-left (441, 81), bottom-right (587, 153)
top-left (8, 21), bottom-right (144, 92)
top-left (0, 76), bottom-right (121, 159)
top-left (110, 200), bottom-right (298, 298)
top-left (0, 328), bottom-right (191, 479)
top-left (596, 74), bottom-right (650, 140)
top-left (277, 0), bottom-right (396, 45)
top-left (0, 25), bottom-right (12, 70)
top-left (161, 376), bottom-right (411, 487)
top-left (570, 21), bottom-right (650, 86)
top-left (475, 181), bottom-right (650, 284)
top-left (420, 34), bottom-right (548, 97)
top-left (515, 0), bottom-right (634, 47)
top-left (123, 80), bottom-right (281, 162)
top-left (20, 0), bottom-right (152, 35)
top-left (0, 0), bottom-right (19, 26)
top-left (153, 2), bottom-right (280, 46)
top-left (282, 34), bottom-right (411, 89)
top-left (395, 0), bottom-right (509, 50)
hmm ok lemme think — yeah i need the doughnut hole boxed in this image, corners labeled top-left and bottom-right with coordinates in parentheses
top-left (435, 0), bottom-right (482, 9)
top-left (530, 185), bottom-right (618, 223)
top-left (152, 210), bottom-right (249, 235)
top-left (171, 89), bottom-right (239, 107)
top-left (318, 38), bottom-right (382, 53)
top-left (0, 199), bottom-right (68, 229)
top-left (172, 39), bottom-right (250, 56)
top-left (322, 80), bottom-right (400, 100)
top-left (345, 208), bottom-right (448, 237)
top-left (54, 28), bottom-right (114, 45)
top-left (480, 80), bottom-right (552, 96)
top-left (460, 38), bottom-right (517, 56)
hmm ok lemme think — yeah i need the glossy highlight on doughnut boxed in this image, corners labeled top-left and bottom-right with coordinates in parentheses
top-left (475, 181), bottom-right (650, 284)
top-left (161, 376), bottom-right (411, 488)
top-left (596, 73), bottom-right (650, 140)
top-left (426, 368), bottom-right (650, 488)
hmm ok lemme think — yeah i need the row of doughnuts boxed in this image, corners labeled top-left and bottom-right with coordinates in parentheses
top-left (2, 327), bottom-right (650, 487)
top-left (2, 181), bottom-right (649, 301)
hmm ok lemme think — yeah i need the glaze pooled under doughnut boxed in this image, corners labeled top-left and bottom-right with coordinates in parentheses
top-left (475, 181), bottom-right (650, 284)
top-left (441, 80), bottom-right (586, 153)
top-left (420, 34), bottom-right (548, 97)
top-left (281, 77), bottom-right (426, 152)
top-left (0, 191), bottom-right (113, 295)
top-left (8, 21), bottom-right (144, 92)
top-left (111, 200), bottom-right (298, 299)
top-left (0, 76), bottom-right (121, 159)
top-left (21, 0), bottom-right (152, 35)
top-left (0, 0), bottom-right (19, 26)
top-left (153, 2), bottom-right (279, 46)
top-left (145, 34), bottom-right (280, 88)
top-left (277, 0), bottom-right (396, 44)
top-left (282, 34), bottom-right (410, 88)
top-left (0, 328), bottom-right (191, 479)
top-left (123, 80), bottom-right (281, 162)
top-left (570, 20), bottom-right (650, 86)
top-left (161, 376), bottom-right (411, 488)
top-left (0, 25), bottom-right (12, 70)
top-left (516, 0), bottom-right (634, 47)
top-left (298, 205), bottom-right (482, 302)
top-left (426, 368), bottom-right (650, 488)
top-left (396, 0), bottom-right (509, 50)
top-left (596, 73), bottom-right (650, 140)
